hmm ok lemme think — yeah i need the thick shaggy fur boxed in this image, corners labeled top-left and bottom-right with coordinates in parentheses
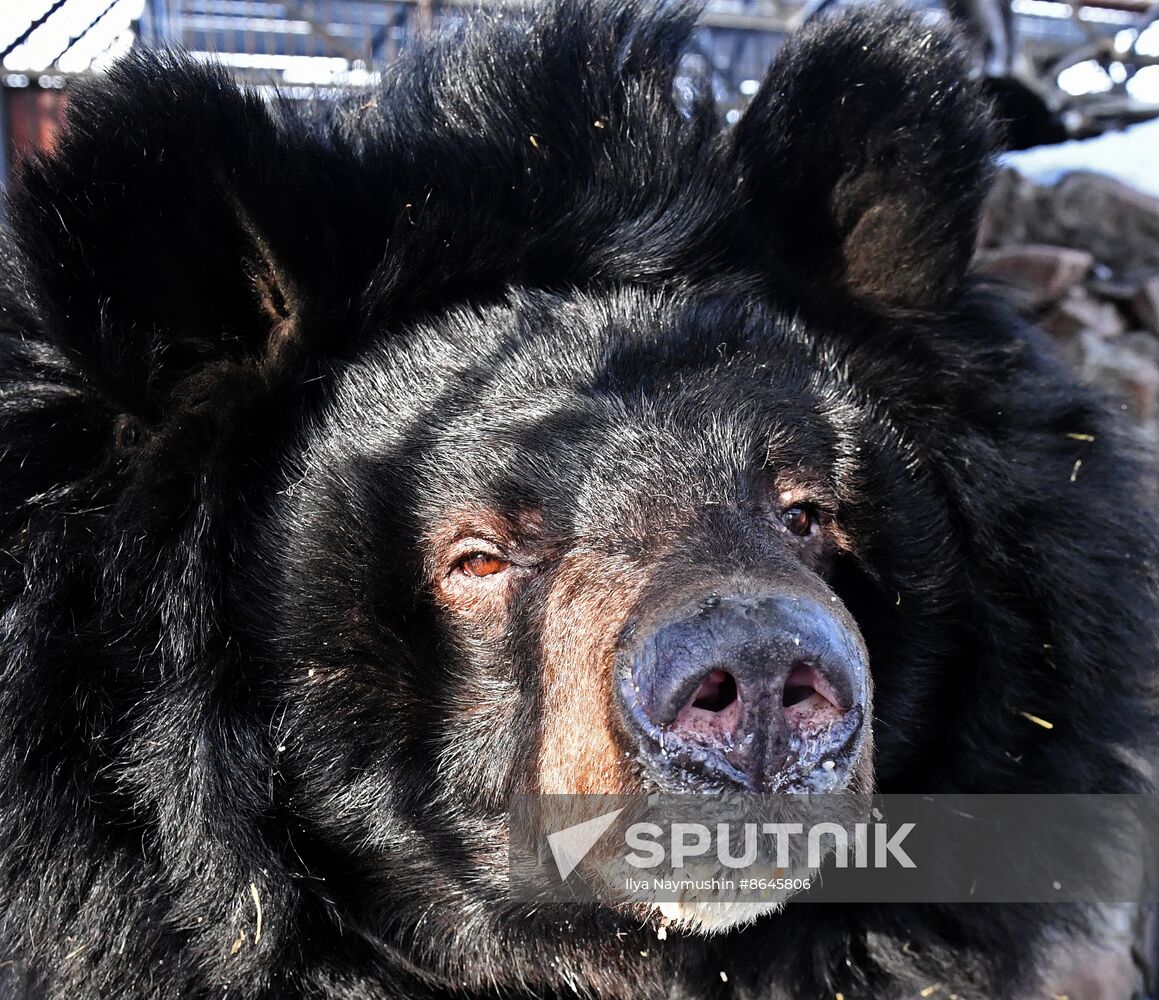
top-left (1, 3), bottom-right (1156, 998)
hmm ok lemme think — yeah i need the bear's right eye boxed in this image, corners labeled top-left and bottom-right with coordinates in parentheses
top-left (457, 552), bottom-right (511, 578)
top-left (781, 504), bottom-right (817, 537)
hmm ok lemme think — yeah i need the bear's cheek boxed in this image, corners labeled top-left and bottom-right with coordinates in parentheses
top-left (537, 552), bottom-right (650, 795)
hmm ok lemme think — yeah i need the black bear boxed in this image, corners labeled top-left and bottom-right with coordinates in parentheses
top-left (0, 2), bottom-right (1155, 998)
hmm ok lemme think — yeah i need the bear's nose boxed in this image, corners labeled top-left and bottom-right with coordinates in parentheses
top-left (617, 594), bottom-right (870, 792)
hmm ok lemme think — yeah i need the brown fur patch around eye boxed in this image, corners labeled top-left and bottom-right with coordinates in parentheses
top-left (425, 509), bottom-right (523, 614)
top-left (537, 552), bottom-right (649, 795)
top-left (775, 485), bottom-right (854, 553)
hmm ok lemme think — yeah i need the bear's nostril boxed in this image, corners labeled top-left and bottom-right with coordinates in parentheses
top-left (782, 661), bottom-right (821, 708)
top-left (782, 661), bottom-right (847, 731)
top-left (690, 669), bottom-right (738, 713)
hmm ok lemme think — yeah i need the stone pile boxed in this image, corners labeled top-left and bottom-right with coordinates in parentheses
top-left (976, 168), bottom-right (1159, 448)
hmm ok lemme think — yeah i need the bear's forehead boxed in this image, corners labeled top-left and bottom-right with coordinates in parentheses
top-left (307, 290), bottom-right (855, 530)
top-left (333, 287), bottom-right (841, 437)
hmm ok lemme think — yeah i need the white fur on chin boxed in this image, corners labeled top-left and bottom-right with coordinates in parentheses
top-left (653, 898), bottom-right (785, 934)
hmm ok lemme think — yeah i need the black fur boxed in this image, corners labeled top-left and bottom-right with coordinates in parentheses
top-left (0, 2), bottom-right (1155, 998)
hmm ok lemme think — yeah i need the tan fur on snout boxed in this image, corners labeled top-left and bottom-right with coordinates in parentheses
top-left (537, 552), bottom-right (649, 795)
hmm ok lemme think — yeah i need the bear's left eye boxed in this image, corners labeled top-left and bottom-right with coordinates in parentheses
top-left (781, 504), bottom-right (817, 537)
top-left (457, 552), bottom-right (511, 578)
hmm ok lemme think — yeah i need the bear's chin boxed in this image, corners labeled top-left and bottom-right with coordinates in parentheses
top-left (653, 898), bottom-right (786, 934)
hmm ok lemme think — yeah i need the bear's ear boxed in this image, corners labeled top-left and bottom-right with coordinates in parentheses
top-left (8, 52), bottom-right (359, 415)
top-left (729, 9), bottom-right (995, 313)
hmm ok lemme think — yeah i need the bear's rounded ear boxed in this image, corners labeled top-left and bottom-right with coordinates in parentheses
top-left (728, 8), bottom-right (995, 313)
top-left (8, 52), bottom-right (359, 415)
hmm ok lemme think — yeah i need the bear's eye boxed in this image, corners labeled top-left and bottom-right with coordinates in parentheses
top-left (457, 552), bottom-right (511, 578)
top-left (781, 504), bottom-right (817, 537)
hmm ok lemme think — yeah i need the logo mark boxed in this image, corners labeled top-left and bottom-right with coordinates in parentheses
top-left (546, 808), bottom-right (624, 881)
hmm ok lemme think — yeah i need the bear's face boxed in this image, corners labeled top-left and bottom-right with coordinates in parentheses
top-left (263, 289), bottom-right (968, 930)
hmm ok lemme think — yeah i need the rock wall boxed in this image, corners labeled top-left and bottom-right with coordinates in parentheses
top-left (977, 169), bottom-right (1159, 449)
